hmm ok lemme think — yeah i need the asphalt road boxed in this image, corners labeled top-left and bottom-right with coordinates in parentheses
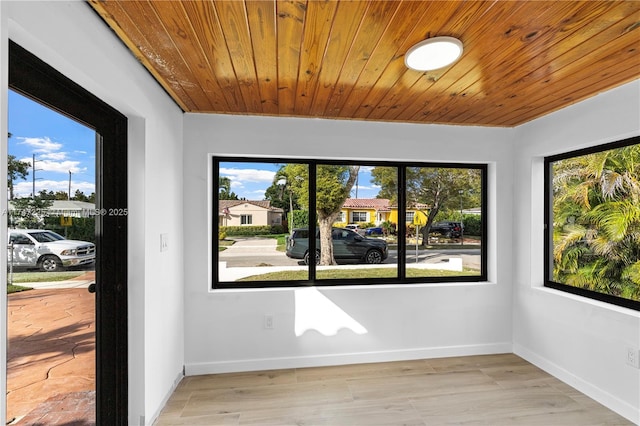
top-left (218, 237), bottom-right (481, 269)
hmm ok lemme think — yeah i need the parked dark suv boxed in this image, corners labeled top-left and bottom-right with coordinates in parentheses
top-left (286, 227), bottom-right (388, 265)
top-left (429, 221), bottom-right (463, 238)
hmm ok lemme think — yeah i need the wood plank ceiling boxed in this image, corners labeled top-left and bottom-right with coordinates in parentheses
top-left (89, 0), bottom-right (640, 127)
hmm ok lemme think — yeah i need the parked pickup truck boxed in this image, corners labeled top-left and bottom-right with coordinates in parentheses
top-left (429, 221), bottom-right (463, 238)
top-left (8, 229), bottom-right (95, 272)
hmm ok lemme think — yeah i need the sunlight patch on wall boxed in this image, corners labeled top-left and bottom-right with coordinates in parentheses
top-left (294, 288), bottom-right (367, 336)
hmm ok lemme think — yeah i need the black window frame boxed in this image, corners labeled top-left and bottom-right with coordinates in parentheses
top-left (544, 135), bottom-right (640, 311)
top-left (213, 156), bottom-right (488, 289)
top-left (9, 40), bottom-right (128, 423)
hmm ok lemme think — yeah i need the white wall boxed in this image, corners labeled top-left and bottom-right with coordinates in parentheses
top-left (512, 80), bottom-right (640, 423)
top-left (183, 114), bottom-right (515, 374)
top-left (0, 2), bottom-right (185, 424)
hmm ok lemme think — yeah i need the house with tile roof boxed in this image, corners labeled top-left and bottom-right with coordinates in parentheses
top-left (338, 198), bottom-right (392, 226)
top-left (338, 198), bottom-right (430, 228)
top-left (218, 200), bottom-right (284, 227)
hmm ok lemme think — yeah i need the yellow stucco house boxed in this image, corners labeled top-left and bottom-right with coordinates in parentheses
top-left (337, 198), bottom-right (430, 228)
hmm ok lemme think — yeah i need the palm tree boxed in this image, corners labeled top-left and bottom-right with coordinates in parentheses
top-left (552, 144), bottom-right (640, 301)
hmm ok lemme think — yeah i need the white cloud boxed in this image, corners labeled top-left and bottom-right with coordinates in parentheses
top-left (13, 180), bottom-right (95, 199)
top-left (40, 152), bottom-right (69, 161)
top-left (20, 156), bottom-right (85, 174)
top-left (40, 160), bottom-right (85, 174)
top-left (220, 167), bottom-right (275, 185)
top-left (18, 136), bottom-right (62, 153)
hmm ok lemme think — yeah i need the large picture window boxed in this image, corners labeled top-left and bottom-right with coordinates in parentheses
top-left (213, 157), bottom-right (487, 289)
top-left (545, 136), bottom-right (640, 311)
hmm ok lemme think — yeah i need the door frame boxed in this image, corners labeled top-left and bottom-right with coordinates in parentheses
top-left (8, 40), bottom-right (128, 424)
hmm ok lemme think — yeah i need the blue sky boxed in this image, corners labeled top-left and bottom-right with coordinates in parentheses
top-left (220, 162), bottom-right (379, 200)
top-left (8, 89), bottom-right (95, 198)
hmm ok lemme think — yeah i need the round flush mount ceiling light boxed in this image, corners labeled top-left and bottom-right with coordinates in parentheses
top-left (405, 36), bottom-right (464, 71)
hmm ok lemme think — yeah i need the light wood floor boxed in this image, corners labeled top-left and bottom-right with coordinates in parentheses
top-left (154, 353), bottom-right (632, 425)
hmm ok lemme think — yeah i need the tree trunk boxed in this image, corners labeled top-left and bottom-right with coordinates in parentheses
top-left (318, 215), bottom-right (338, 265)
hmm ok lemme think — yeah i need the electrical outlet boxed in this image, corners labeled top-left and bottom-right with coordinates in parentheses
top-left (264, 314), bottom-right (274, 329)
top-left (626, 346), bottom-right (640, 369)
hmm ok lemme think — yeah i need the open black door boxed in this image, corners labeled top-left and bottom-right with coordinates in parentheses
top-left (8, 40), bottom-right (128, 424)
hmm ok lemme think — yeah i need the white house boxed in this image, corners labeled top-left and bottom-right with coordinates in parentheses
top-left (0, 2), bottom-right (638, 425)
top-left (219, 200), bottom-right (283, 227)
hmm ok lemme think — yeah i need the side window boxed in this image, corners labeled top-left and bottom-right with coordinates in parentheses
top-left (545, 136), bottom-right (640, 311)
top-left (10, 234), bottom-right (33, 245)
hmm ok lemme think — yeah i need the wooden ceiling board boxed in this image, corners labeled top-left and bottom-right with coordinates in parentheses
top-left (307, 1), bottom-right (371, 117)
top-left (88, 0), bottom-right (640, 127)
top-left (293, 0), bottom-right (338, 116)
top-left (466, 2), bottom-right (640, 126)
top-left (180, 0), bottom-right (249, 111)
top-left (363, 1), bottom-right (464, 121)
top-left (485, 6), bottom-right (640, 126)
top-left (391, 1), bottom-right (530, 124)
top-left (337, 1), bottom-right (436, 119)
top-left (245, 0), bottom-right (279, 114)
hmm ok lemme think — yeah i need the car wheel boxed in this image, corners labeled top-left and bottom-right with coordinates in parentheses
top-left (39, 255), bottom-right (62, 272)
top-left (304, 250), bottom-right (320, 265)
top-left (364, 250), bottom-right (383, 264)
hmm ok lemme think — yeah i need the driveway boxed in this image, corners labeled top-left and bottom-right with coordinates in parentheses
top-left (219, 237), bottom-right (300, 267)
top-left (6, 274), bottom-right (96, 425)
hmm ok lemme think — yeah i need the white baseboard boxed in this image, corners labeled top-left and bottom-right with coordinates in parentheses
top-left (185, 342), bottom-right (512, 376)
top-left (513, 343), bottom-right (639, 425)
top-left (146, 368), bottom-right (184, 426)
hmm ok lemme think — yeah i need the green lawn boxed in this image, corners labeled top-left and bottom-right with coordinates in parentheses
top-left (238, 267), bottom-right (478, 281)
top-left (7, 284), bottom-right (33, 294)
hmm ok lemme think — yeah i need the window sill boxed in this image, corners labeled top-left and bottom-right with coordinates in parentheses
top-left (535, 286), bottom-right (640, 318)
top-left (210, 280), bottom-right (497, 294)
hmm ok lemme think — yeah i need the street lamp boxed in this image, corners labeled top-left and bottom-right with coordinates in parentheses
top-left (459, 189), bottom-right (464, 245)
top-left (278, 178), bottom-right (294, 235)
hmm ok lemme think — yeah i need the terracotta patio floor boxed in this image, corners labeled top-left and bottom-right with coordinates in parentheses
top-left (6, 277), bottom-right (96, 425)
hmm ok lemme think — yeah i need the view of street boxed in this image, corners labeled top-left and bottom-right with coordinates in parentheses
top-left (218, 236), bottom-right (481, 282)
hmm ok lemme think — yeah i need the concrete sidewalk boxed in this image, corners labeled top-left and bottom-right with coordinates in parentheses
top-left (6, 278), bottom-right (96, 425)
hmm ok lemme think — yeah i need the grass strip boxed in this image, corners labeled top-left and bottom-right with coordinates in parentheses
top-left (9, 271), bottom-right (85, 283)
top-left (238, 268), bottom-right (478, 281)
top-left (7, 284), bottom-right (33, 294)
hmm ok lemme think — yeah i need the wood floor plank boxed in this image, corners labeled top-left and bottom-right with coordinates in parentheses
top-left (295, 359), bottom-right (434, 383)
top-left (153, 354), bottom-right (633, 425)
top-left (426, 353), bottom-right (529, 372)
top-left (239, 399), bottom-right (424, 425)
top-left (347, 370), bottom-right (501, 401)
top-left (181, 380), bottom-right (353, 418)
top-left (178, 369), bottom-right (297, 391)
top-left (409, 385), bottom-right (582, 424)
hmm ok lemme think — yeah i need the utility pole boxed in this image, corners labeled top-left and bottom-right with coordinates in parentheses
top-left (68, 170), bottom-right (72, 200)
top-left (32, 154), bottom-right (41, 199)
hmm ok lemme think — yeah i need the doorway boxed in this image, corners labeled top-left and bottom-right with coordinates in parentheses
top-left (7, 41), bottom-right (128, 424)
top-left (7, 89), bottom-right (98, 425)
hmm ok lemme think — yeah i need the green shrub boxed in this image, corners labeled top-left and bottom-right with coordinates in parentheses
top-left (219, 231), bottom-right (227, 240)
top-left (44, 216), bottom-right (96, 242)
top-left (289, 210), bottom-right (309, 229)
top-left (462, 215), bottom-right (482, 236)
top-left (221, 225), bottom-right (284, 236)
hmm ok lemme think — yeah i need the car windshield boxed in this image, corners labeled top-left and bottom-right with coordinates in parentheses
top-left (28, 231), bottom-right (66, 243)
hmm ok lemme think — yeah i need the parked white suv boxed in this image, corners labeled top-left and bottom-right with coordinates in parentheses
top-left (8, 229), bottom-right (95, 272)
